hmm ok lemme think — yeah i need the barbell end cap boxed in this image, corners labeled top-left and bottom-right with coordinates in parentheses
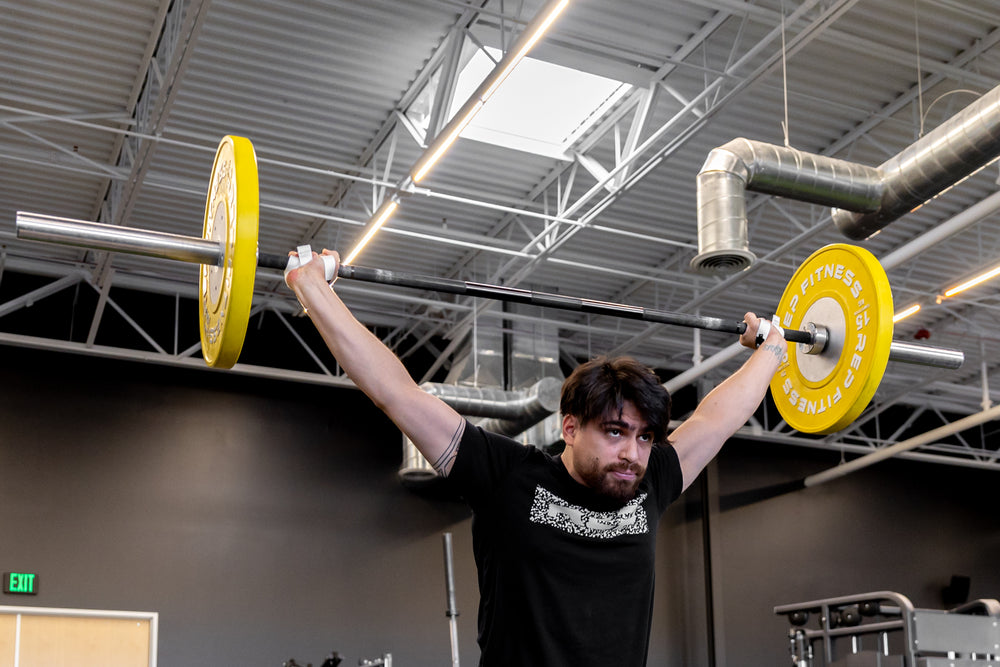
top-left (798, 323), bottom-right (829, 355)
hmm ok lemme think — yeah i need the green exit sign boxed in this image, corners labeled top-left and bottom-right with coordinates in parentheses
top-left (3, 572), bottom-right (39, 595)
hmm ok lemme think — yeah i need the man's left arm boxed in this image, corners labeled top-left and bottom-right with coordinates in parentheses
top-left (669, 312), bottom-right (787, 491)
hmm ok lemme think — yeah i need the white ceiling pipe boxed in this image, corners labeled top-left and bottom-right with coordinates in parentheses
top-left (803, 403), bottom-right (1000, 487)
top-left (732, 424), bottom-right (1000, 472)
top-left (661, 341), bottom-right (746, 394)
top-left (878, 189), bottom-right (1000, 271)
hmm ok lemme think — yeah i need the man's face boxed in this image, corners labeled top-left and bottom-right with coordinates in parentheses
top-left (560, 400), bottom-right (653, 502)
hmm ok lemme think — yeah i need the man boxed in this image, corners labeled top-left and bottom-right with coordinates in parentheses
top-left (285, 249), bottom-right (786, 667)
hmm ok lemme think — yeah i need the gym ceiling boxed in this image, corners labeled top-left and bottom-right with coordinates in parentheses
top-left (2, 0), bottom-right (999, 467)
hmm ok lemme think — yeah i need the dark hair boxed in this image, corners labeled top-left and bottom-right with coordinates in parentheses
top-left (560, 356), bottom-right (671, 444)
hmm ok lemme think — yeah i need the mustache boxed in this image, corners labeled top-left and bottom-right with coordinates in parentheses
top-left (605, 462), bottom-right (645, 476)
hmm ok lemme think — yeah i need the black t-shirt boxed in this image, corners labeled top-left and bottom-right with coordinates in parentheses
top-left (447, 421), bottom-right (684, 667)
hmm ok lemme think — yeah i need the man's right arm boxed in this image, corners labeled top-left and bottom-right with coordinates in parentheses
top-left (668, 312), bottom-right (786, 490)
top-left (285, 249), bottom-right (465, 476)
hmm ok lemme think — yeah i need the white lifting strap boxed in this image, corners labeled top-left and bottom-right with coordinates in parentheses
top-left (284, 244), bottom-right (338, 288)
top-left (755, 315), bottom-right (784, 348)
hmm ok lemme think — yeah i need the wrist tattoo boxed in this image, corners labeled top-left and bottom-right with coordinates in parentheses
top-left (760, 342), bottom-right (785, 360)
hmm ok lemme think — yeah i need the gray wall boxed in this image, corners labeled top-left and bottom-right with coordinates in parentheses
top-left (1, 347), bottom-right (999, 666)
top-left (0, 349), bottom-right (476, 666)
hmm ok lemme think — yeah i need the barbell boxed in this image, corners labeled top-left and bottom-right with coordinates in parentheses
top-left (14, 135), bottom-right (965, 435)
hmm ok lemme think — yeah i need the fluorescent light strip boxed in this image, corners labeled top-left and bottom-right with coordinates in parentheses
top-left (943, 262), bottom-right (1000, 298)
top-left (412, 100), bottom-right (484, 183)
top-left (344, 200), bottom-right (399, 264)
top-left (481, 0), bottom-right (569, 102)
top-left (893, 303), bottom-right (921, 323)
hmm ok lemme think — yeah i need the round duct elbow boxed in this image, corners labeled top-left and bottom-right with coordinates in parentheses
top-left (476, 376), bottom-right (562, 437)
top-left (831, 207), bottom-right (884, 240)
top-left (399, 377), bottom-right (563, 488)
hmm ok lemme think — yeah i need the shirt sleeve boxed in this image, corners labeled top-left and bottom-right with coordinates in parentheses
top-left (649, 443), bottom-right (684, 512)
top-left (447, 420), bottom-right (534, 511)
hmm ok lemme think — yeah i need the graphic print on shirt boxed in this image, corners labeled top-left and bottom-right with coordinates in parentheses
top-left (528, 485), bottom-right (648, 539)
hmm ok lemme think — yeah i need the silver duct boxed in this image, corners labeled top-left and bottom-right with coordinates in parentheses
top-left (419, 376), bottom-right (562, 427)
top-left (692, 83), bottom-right (1000, 273)
top-left (833, 84), bottom-right (1000, 239)
top-left (398, 377), bottom-right (562, 483)
top-left (469, 378), bottom-right (562, 437)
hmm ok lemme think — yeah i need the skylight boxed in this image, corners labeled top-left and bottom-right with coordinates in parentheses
top-left (448, 47), bottom-right (631, 160)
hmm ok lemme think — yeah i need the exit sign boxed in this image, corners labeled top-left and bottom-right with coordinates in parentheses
top-left (3, 572), bottom-right (39, 595)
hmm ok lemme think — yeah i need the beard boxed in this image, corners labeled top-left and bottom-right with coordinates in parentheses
top-left (576, 458), bottom-right (646, 502)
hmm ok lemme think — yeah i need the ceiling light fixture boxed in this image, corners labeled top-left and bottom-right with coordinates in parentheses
top-left (941, 262), bottom-right (1000, 299)
top-left (344, 199), bottom-right (399, 264)
top-left (411, 101), bottom-right (484, 183)
top-left (893, 303), bottom-right (921, 323)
